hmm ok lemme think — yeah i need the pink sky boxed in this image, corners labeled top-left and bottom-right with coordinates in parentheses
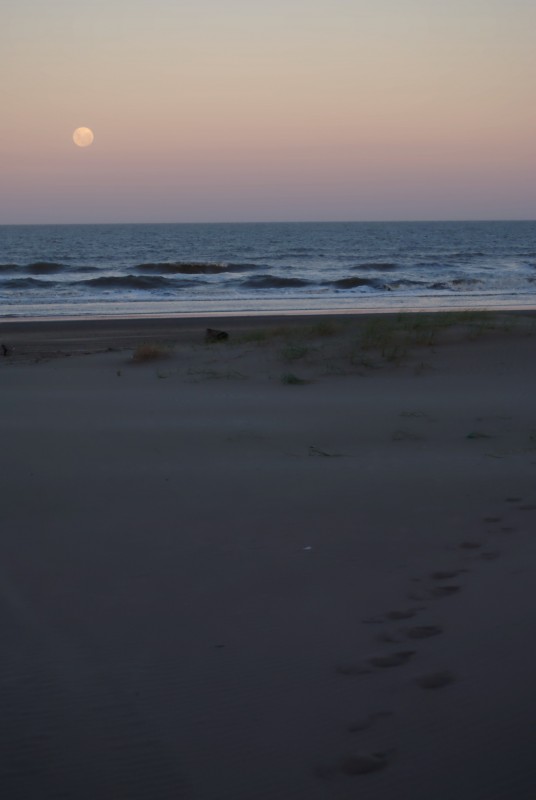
top-left (2, 0), bottom-right (535, 223)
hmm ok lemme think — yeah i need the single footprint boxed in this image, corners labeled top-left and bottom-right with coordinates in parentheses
top-left (431, 585), bottom-right (460, 597)
top-left (481, 551), bottom-right (501, 561)
top-left (339, 749), bottom-right (395, 775)
top-left (369, 650), bottom-right (416, 668)
top-left (362, 616), bottom-right (385, 625)
top-left (385, 608), bottom-right (419, 621)
top-left (417, 671), bottom-right (456, 689)
top-left (376, 632), bottom-right (405, 644)
top-left (483, 516), bottom-right (502, 523)
top-left (519, 504), bottom-right (536, 511)
top-left (431, 570), bottom-right (459, 580)
top-left (460, 541), bottom-right (482, 550)
top-left (348, 711), bottom-right (394, 733)
top-left (407, 625), bottom-right (443, 639)
top-left (505, 497), bottom-right (522, 502)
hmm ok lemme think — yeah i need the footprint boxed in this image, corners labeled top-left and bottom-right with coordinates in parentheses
top-left (385, 608), bottom-right (419, 621)
top-left (407, 624), bottom-right (443, 639)
top-left (369, 650), bottom-right (416, 668)
top-left (417, 671), bottom-right (456, 689)
top-left (505, 497), bottom-right (523, 502)
top-left (348, 711), bottom-right (394, 733)
top-left (309, 445), bottom-right (344, 458)
top-left (362, 616), bottom-right (385, 625)
top-left (501, 526), bottom-right (516, 534)
top-left (481, 551), bottom-right (501, 561)
top-left (519, 504), bottom-right (536, 511)
top-left (431, 570), bottom-right (459, 580)
top-left (431, 585), bottom-right (460, 597)
top-left (339, 749), bottom-right (394, 775)
top-left (460, 541), bottom-right (482, 550)
top-left (483, 516), bottom-right (502, 523)
top-left (376, 632), bottom-right (405, 644)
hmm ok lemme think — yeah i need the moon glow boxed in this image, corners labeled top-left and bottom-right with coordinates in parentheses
top-left (73, 127), bottom-right (94, 147)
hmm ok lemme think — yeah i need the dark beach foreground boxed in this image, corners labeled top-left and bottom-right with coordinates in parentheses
top-left (1, 310), bottom-right (536, 799)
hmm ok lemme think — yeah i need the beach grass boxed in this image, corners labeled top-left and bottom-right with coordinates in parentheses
top-left (132, 343), bottom-right (171, 362)
top-left (280, 372), bottom-right (309, 385)
top-left (280, 343), bottom-right (309, 362)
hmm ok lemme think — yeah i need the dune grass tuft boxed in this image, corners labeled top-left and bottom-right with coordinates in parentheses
top-left (132, 343), bottom-right (171, 363)
top-left (280, 343), bottom-right (309, 362)
top-left (239, 329), bottom-right (269, 343)
top-left (281, 372), bottom-right (309, 385)
top-left (308, 319), bottom-right (340, 337)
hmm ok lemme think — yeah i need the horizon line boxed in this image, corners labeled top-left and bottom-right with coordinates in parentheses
top-left (1, 218), bottom-right (535, 227)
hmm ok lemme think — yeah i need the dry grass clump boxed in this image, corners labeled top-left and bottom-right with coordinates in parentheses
top-left (238, 324), bottom-right (303, 345)
top-left (308, 319), bottom-right (341, 337)
top-left (353, 310), bottom-right (527, 365)
top-left (132, 343), bottom-right (171, 363)
top-left (239, 329), bottom-right (269, 343)
top-left (281, 372), bottom-right (309, 385)
top-left (280, 343), bottom-right (309, 362)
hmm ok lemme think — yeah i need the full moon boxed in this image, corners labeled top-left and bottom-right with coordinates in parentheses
top-left (73, 127), bottom-right (94, 147)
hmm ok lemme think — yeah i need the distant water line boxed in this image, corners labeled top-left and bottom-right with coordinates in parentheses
top-left (1, 221), bottom-right (535, 319)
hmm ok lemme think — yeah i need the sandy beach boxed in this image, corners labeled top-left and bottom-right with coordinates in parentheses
top-left (1, 310), bottom-right (536, 799)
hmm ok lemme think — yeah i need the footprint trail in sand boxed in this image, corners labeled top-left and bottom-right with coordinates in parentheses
top-left (326, 497), bottom-right (533, 780)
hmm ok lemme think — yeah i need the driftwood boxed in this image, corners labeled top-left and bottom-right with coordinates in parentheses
top-left (205, 328), bottom-right (229, 343)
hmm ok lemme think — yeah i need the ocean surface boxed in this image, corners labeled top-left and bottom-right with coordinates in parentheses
top-left (1, 221), bottom-right (535, 319)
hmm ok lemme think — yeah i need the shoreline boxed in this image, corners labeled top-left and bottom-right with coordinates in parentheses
top-left (1, 308), bottom-right (536, 357)
top-left (2, 296), bottom-right (536, 326)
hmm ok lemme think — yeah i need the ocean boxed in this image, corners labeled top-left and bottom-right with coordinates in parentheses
top-left (1, 220), bottom-right (535, 319)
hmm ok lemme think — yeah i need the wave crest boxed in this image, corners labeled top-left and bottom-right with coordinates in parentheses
top-left (3, 277), bottom-right (54, 289)
top-left (241, 275), bottom-right (312, 289)
top-left (351, 262), bottom-right (398, 271)
top-left (27, 261), bottom-right (66, 274)
top-left (79, 275), bottom-right (188, 290)
top-left (135, 261), bottom-right (254, 275)
top-left (330, 277), bottom-right (380, 289)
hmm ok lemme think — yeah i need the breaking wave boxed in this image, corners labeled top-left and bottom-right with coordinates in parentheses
top-left (3, 277), bottom-right (55, 289)
top-left (385, 279), bottom-right (428, 289)
top-left (329, 277), bottom-right (381, 289)
top-left (428, 278), bottom-right (483, 291)
top-left (351, 262), bottom-right (398, 271)
top-left (79, 275), bottom-right (193, 290)
top-left (241, 275), bottom-right (313, 289)
top-left (26, 261), bottom-right (66, 274)
top-left (135, 261), bottom-right (255, 275)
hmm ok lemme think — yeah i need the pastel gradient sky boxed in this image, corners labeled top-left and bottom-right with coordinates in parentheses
top-left (2, 0), bottom-right (536, 223)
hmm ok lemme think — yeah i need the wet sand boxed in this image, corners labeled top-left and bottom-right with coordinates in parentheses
top-left (1, 311), bottom-right (536, 799)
